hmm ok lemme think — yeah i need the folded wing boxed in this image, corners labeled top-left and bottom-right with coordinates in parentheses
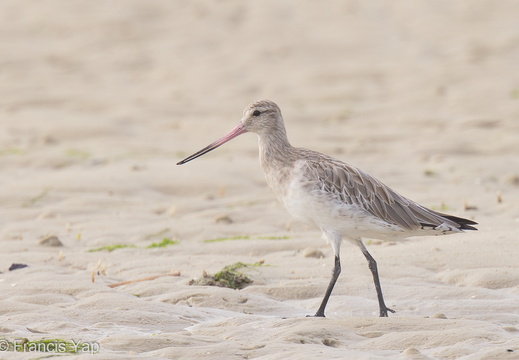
top-left (304, 159), bottom-right (477, 232)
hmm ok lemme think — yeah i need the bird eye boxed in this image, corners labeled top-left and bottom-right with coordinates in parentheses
top-left (253, 110), bottom-right (261, 116)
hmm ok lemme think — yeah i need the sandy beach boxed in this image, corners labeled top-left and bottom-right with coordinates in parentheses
top-left (1, 1), bottom-right (518, 359)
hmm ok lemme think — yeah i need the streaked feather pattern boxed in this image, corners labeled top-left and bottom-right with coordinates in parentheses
top-left (292, 149), bottom-right (477, 233)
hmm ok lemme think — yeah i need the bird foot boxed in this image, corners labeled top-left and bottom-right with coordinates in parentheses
top-left (306, 312), bottom-right (326, 318)
top-left (380, 307), bottom-right (396, 317)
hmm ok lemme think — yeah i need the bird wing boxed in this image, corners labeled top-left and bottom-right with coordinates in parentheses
top-left (303, 158), bottom-right (462, 231)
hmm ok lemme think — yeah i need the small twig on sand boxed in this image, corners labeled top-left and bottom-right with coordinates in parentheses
top-left (107, 271), bottom-right (181, 288)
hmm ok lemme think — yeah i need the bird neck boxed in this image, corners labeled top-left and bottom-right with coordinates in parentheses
top-left (258, 127), bottom-right (294, 170)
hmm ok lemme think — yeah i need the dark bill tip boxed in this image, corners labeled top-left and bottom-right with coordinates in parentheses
top-left (176, 123), bottom-right (247, 165)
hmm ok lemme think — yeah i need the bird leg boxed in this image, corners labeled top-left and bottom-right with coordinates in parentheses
top-left (357, 240), bottom-right (395, 317)
top-left (308, 255), bottom-right (341, 317)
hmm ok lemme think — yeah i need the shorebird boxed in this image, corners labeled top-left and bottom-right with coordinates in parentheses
top-left (177, 100), bottom-right (478, 317)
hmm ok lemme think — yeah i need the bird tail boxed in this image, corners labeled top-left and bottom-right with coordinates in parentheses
top-left (434, 212), bottom-right (478, 231)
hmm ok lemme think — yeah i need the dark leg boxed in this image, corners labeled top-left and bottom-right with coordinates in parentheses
top-left (358, 241), bottom-right (395, 317)
top-left (308, 255), bottom-right (341, 317)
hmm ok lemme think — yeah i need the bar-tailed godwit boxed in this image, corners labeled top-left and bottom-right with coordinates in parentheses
top-left (177, 100), bottom-right (478, 317)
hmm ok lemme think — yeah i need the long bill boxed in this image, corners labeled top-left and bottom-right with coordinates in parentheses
top-left (177, 123), bottom-right (248, 165)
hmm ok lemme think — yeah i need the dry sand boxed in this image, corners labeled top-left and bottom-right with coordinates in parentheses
top-left (1, 1), bottom-right (518, 359)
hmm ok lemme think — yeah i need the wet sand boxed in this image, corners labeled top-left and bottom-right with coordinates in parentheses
top-left (1, 1), bottom-right (518, 359)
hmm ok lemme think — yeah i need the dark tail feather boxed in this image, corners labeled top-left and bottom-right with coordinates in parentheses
top-left (435, 212), bottom-right (478, 231)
